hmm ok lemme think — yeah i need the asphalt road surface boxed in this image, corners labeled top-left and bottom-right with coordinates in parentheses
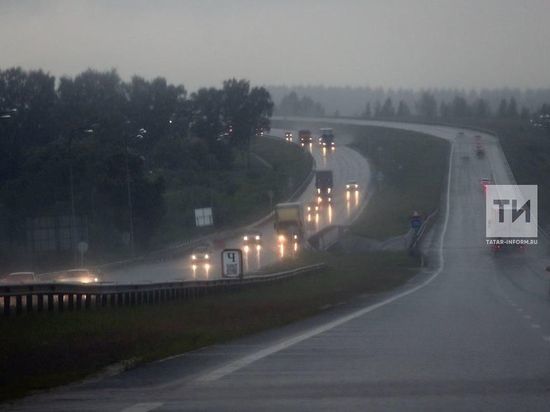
top-left (100, 128), bottom-right (370, 283)
top-left (6, 120), bottom-right (550, 411)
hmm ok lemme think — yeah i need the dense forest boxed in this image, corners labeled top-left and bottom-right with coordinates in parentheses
top-left (0, 68), bottom-right (273, 268)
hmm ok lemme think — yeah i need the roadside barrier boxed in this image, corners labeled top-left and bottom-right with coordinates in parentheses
top-left (0, 263), bottom-right (326, 317)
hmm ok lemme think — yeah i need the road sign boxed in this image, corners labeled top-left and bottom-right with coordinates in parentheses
top-left (195, 207), bottom-right (214, 227)
top-left (221, 249), bottom-right (243, 278)
top-left (410, 213), bottom-right (423, 231)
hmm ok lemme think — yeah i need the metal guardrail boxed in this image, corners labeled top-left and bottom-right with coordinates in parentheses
top-left (0, 263), bottom-right (327, 317)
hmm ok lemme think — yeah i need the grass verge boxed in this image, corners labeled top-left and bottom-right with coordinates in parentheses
top-left (0, 250), bottom-right (418, 402)
top-left (153, 136), bottom-right (312, 246)
top-left (272, 120), bottom-right (450, 240)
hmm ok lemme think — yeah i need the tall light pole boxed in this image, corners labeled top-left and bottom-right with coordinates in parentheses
top-left (123, 125), bottom-right (146, 256)
top-left (67, 127), bottom-right (94, 266)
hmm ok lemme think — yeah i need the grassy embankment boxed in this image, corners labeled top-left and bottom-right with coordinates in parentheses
top-left (153, 136), bottom-right (312, 246)
top-left (0, 124), bottom-right (450, 401)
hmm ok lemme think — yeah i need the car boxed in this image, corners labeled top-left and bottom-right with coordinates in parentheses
top-left (284, 131), bottom-right (293, 142)
top-left (0, 271), bottom-right (38, 284)
top-left (255, 127), bottom-right (265, 137)
top-left (39, 268), bottom-right (100, 284)
top-left (306, 202), bottom-right (320, 214)
top-left (191, 245), bottom-right (210, 269)
top-left (490, 238), bottom-right (526, 254)
top-left (346, 181), bottom-right (359, 192)
top-left (243, 231), bottom-right (262, 251)
top-left (480, 177), bottom-right (493, 192)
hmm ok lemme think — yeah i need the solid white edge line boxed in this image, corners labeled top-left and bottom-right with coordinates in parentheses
top-left (120, 402), bottom-right (164, 412)
top-left (196, 141), bottom-right (455, 383)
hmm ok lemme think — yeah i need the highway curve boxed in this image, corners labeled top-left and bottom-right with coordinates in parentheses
top-left (101, 128), bottom-right (370, 284)
top-left (8, 120), bottom-right (550, 411)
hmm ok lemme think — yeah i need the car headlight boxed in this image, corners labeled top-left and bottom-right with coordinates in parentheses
top-left (255, 235), bottom-right (261, 240)
top-left (243, 235), bottom-right (248, 241)
top-left (192, 255), bottom-right (196, 260)
top-left (204, 254), bottom-right (209, 259)
top-left (327, 187), bottom-right (331, 194)
top-left (293, 234), bottom-right (298, 240)
top-left (278, 235), bottom-right (286, 242)
top-left (93, 277), bottom-right (99, 282)
top-left (317, 188), bottom-right (321, 194)
top-left (346, 184), bottom-right (350, 189)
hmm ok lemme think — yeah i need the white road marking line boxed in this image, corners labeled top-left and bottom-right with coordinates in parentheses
top-left (531, 324), bottom-right (541, 328)
top-left (121, 403), bottom-right (163, 412)
top-left (196, 143), bottom-right (455, 383)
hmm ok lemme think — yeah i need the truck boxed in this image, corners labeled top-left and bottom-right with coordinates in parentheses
top-left (319, 128), bottom-right (335, 149)
top-left (299, 129), bottom-right (312, 145)
top-left (315, 170), bottom-right (333, 204)
top-left (274, 203), bottom-right (304, 252)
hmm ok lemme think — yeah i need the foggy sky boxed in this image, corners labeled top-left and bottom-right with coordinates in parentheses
top-left (1, 0), bottom-right (549, 91)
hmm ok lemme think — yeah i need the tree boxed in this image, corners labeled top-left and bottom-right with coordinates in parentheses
top-left (396, 100), bottom-right (410, 117)
top-left (472, 98), bottom-right (490, 118)
top-left (497, 99), bottom-right (508, 118)
top-left (373, 100), bottom-right (382, 117)
top-left (362, 102), bottom-right (372, 118)
top-left (380, 98), bottom-right (395, 117)
top-left (450, 96), bottom-right (469, 117)
top-left (507, 97), bottom-right (518, 118)
top-left (416, 92), bottom-right (437, 119)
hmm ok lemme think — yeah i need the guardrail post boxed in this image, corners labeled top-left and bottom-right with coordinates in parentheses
top-left (26, 294), bottom-right (33, 313)
top-left (124, 292), bottom-right (130, 306)
top-left (130, 292), bottom-right (136, 306)
top-left (101, 294), bottom-right (107, 307)
top-left (117, 293), bottom-right (123, 306)
top-left (37, 294), bottom-right (44, 312)
top-left (154, 290), bottom-right (160, 303)
top-left (67, 294), bottom-right (74, 310)
top-left (3, 296), bottom-right (10, 316)
top-left (95, 294), bottom-right (101, 308)
top-left (136, 291), bottom-right (143, 305)
top-left (84, 294), bottom-right (91, 309)
top-left (76, 294), bottom-right (82, 310)
top-left (110, 294), bottom-right (116, 306)
top-left (15, 295), bottom-right (22, 315)
top-left (47, 294), bottom-right (54, 312)
top-left (57, 294), bottom-right (64, 312)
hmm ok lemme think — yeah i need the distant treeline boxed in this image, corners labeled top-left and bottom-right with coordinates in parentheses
top-left (0, 67), bottom-right (272, 266)
top-left (270, 85), bottom-right (550, 119)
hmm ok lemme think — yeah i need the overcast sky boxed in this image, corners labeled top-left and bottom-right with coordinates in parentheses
top-left (1, 0), bottom-right (549, 91)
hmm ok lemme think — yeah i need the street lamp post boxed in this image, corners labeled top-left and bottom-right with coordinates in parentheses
top-left (67, 128), bottom-right (94, 266)
top-left (123, 126), bottom-right (146, 256)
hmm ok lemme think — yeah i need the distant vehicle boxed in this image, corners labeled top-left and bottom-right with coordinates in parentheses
top-left (284, 131), bottom-right (293, 142)
top-left (346, 180), bottom-right (359, 192)
top-left (475, 143), bottom-right (485, 158)
top-left (243, 231), bottom-right (262, 251)
top-left (0, 272), bottom-right (38, 284)
top-left (490, 239), bottom-right (526, 254)
top-left (298, 129), bottom-right (312, 145)
top-left (319, 128), bottom-right (335, 149)
top-left (255, 127), bottom-right (265, 137)
top-left (315, 170), bottom-right (334, 204)
top-left (306, 202), bottom-right (320, 214)
top-left (191, 245), bottom-right (211, 270)
top-left (39, 268), bottom-right (100, 284)
top-left (274, 203), bottom-right (303, 251)
top-left (480, 177), bottom-right (493, 192)
top-left (457, 131), bottom-right (465, 138)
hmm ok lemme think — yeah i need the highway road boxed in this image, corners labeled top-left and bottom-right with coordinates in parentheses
top-left (6, 119), bottom-right (550, 411)
top-left (99, 128), bottom-right (370, 283)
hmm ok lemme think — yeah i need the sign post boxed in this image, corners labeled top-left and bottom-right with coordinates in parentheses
top-left (221, 249), bottom-right (243, 279)
top-left (410, 211), bottom-right (423, 234)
